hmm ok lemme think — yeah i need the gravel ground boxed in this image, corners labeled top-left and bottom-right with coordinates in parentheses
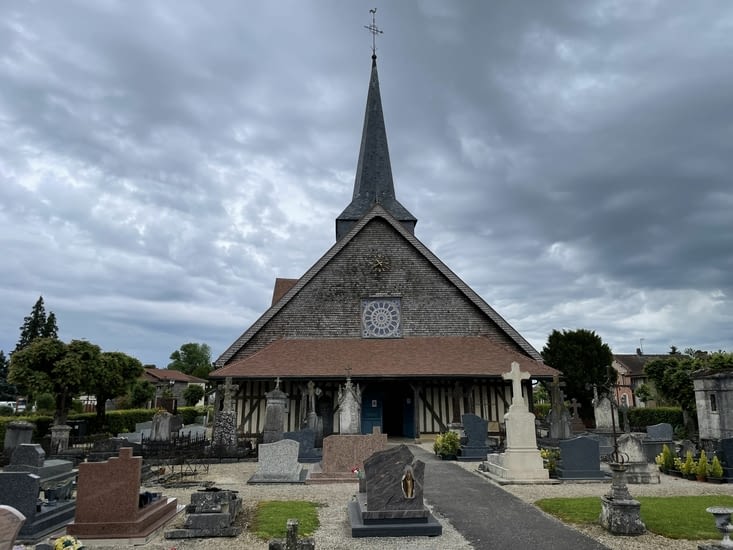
top-left (27, 446), bottom-right (733, 550)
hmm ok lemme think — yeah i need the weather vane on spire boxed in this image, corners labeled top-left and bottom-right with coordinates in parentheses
top-left (364, 8), bottom-right (382, 57)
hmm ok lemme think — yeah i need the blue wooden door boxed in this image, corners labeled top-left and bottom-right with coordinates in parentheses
top-left (361, 391), bottom-right (383, 434)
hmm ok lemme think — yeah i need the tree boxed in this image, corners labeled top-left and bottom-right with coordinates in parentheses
top-left (0, 350), bottom-right (15, 400)
top-left (182, 384), bottom-right (205, 407)
top-left (541, 329), bottom-right (614, 421)
top-left (15, 296), bottom-right (59, 353)
top-left (9, 338), bottom-right (100, 424)
top-left (83, 351), bottom-right (144, 421)
top-left (130, 380), bottom-right (156, 408)
top-left (167, 343), bottom-right (212, 379)
top-left (645, 350), bottom-right (733, 412)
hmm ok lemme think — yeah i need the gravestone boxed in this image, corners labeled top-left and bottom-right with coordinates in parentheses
top-left (309, 432), bottom-right (388, 483)
top-left (557, 436), bottom-right (605, 480)
top-left (547, 375), bottom-right (572, 440)
top-left (248, 439), bottom-right (306, 484)
top-left (5, 444), bottom-right (77, 490)
top-left (337, 376), bottom-right (361, 434)
top-left (0, 504), bottom-right (26, 550)
top-left (617, 433), bottom-right (659, 484)
top-left (49, 424), bottom-right (71, 455)
top-left (482, 362), bottom-right (549, 483)
top-left (263, 379), bottom-right (288, 444)
top-left (212, 377), bottom-right (239, 451)
top-left (569, 398), bottom-right (586, 433)
top-left (593, 395), bottom-right (615, 432)
top-left (3, 421), bottom-right (34, 457)
top-left (283, 428), bottom-right (322, 463)
top-left (458, 413), bottom-right (492, 461)
top-left (0, 472), bottom-right (76, 544)
top-left (67, 447), bottom-right (179, 539)
top-left (150, 410), bottom-right (173, 442)
top-left (165, 487), bottom-right (242, 538)
top-left (644, 423), bottom-right (674, 463)
top-left (268, 518), bottom-right (315, 550)
top-left (348, 444), bottom-right (442, 537)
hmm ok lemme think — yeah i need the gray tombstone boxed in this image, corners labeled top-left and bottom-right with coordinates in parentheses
top-left (557, 436), bottom-right (605, 480)
top-left (3, 421), bottom-right (34, 456)
top-left (0, 504), bottom-right (26, 550)
top-left (593, 396), bottom-right (614, 432)
top-left (348, 444), bottom-right (442, 537)
top-left (263, 383), bottom-right (288, 444)
top-left (617, 433), bottom-right (659, 484)
top-left (150, 410), bottom-right (173, 441)
top-left (718, 438), bottom-right (733, 480)
top-left (248, 439), bottom-right (306, 484)
top-left (10, 444), bottom-right (45, 468)
top-left (283, 428), bottom-right (322, 463)
top-left (165, 488), bottom-right (242, 538)
top-left (459, 414), bottom-right (492, 460)
top-left (0, 472), bottom-right (76, 543)
top-left (647, 423), bottom-right (673, 441)
top-left (49, 424), bottom-right (71, 454)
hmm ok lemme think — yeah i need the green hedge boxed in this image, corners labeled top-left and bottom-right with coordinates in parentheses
top-left (533, 402), bottom-right (551, 420)
top-left (0, 406), bottom-right (211, 442)
top-left (628, 407), bottom-right (683, 429)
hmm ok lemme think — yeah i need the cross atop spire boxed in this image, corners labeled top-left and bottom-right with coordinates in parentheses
top-left (364, 8), bottom-right (383, 58)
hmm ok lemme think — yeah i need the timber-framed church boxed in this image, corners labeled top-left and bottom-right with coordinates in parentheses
top-left (210, 53), bottom-right (558, 440)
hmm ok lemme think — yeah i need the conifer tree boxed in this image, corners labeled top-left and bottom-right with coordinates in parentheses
top-left (15, 296), bottom-right (59, 352)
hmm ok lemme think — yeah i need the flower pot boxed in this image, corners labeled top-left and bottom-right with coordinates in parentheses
top-left (697, 475), bottom-right (707, 482)
top-left (669, 470), bottom-right (682, 477)
top-left (440, 453), bottom-right (457, 461)
top-left (686, 473), bottom-right (697, 480)
top-left (708, 477), bottom-right (726, 484)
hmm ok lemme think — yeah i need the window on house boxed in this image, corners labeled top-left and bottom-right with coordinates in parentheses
top-left (710, 394), bottom-right (718, 413)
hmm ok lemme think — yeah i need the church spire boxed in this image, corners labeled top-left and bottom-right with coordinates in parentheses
top-left (336, 13), bottom-right (417, 241)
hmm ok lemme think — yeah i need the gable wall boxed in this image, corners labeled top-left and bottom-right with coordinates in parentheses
top-left (231, 218), bottom-right (522, 363)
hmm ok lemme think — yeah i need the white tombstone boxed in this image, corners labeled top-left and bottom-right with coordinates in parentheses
top-left (482, 362), bottom-right (549, 482)
top-left (150, 410), bottom-right (172, 441)
top-left (337, 377), bottom-right (362, 434)
top-left (594, 396), bottom-right (615, 432)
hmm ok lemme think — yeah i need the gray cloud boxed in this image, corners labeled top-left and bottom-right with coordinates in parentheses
top-left (1, 1), bottom-right (731, 367)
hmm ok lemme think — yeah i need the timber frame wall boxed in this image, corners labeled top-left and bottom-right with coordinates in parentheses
top-left (229, 378), bottom-right (536, 438)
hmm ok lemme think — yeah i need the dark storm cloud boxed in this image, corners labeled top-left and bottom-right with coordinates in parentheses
top-left (0, 1), bottom-right (731, 366)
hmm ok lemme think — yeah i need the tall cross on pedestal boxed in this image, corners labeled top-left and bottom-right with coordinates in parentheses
top-left (569, 398), bottom-right (582, 418)
top-left (220, 377), bottom-right (239, 412)
top-left (503, 361), bottom-right (530, 407)
top-left (364, 8), bottom-right (383, 57)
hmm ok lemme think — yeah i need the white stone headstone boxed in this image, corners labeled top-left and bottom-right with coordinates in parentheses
top-left (337, 378), bottom-right (361, 434)
top-left (594, 396), bottom-right (614, 432)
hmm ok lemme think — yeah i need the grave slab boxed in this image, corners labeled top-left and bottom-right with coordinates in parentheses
top-left (248, 439), bottom-right (307, 484)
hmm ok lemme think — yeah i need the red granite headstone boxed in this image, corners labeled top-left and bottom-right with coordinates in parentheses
top-left (67, 447), bottom-right (178, 539)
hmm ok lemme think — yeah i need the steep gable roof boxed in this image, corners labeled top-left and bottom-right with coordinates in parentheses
top-left (215, 204), bottom-right (543, 368)
top-left (212, 336), bottom-right (556, 379)
top-left (613, 354), bottom-right (670, 377)
top-left (143, 368), bottom-right (206, 384)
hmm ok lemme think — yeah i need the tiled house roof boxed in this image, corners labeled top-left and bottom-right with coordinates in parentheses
top-left (211, 336), bottom-right (556, 380)
top-left (143, 368), bottom-right (206, 384)
top-left (613, 354), bottom-right (670, 377)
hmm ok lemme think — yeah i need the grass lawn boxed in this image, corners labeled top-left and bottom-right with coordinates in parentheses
top-left (536, 495), bottom-right (733, 540)
top-left (252, 500), bottom-right (320, 539)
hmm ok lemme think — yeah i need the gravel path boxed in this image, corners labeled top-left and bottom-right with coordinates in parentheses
top-left (26, 446), bottom-right (733, 550)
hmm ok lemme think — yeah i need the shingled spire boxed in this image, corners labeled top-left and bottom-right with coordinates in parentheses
top-left (335, 54), bottom-right (417, 241)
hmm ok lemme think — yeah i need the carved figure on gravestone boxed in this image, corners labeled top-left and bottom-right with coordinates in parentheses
top-left (401, 467), bottom-right (415, 499)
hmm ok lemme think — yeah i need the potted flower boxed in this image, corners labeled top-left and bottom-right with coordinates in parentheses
top-left (655, 444), bottom-right (674, 474)
top-left (696, 450), bottom-right (709, 482)
top-left (681, 450), bottom-right (696, 480)
top-left (54, 536), bottom-right (84, 550)
top-left (671, 456), bottom-right (683, 477)
top-left (541, 448), bottom-right (560, 478)
top-left (709, 455), bottom-right (726, 484)
top-left (435, 431), bottom-right (460, 460)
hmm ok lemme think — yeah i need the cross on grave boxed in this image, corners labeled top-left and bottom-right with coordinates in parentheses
top-left (502, 362), bottom-right (530, 407)
top-left (275, 376), bottom-right (281, 390)
top-left (569, 398), bottom-right (582, 418)
top-left (220, 377), bottom-right (239, 412)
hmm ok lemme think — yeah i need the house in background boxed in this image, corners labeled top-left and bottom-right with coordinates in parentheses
top-left (612, 349), bottom-right (670, 407)
top-left (142, 368), bottom-right (206, 408)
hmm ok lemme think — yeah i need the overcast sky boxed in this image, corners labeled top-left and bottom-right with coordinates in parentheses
top-left (1, 1), bottom-right (731, 369)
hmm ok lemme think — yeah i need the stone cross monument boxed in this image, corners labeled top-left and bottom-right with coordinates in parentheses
top-left (212, 377), bottom-right (239, 451)
top-left (482, 362), bottom-right (548, 482)
top-left (263, 379), bottom-right (289, 444)
top-left (547, 375), bottom-right (572, 440)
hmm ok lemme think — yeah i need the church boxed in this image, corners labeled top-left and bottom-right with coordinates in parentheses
top-left (210, 51), bottom-right (559, 441)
